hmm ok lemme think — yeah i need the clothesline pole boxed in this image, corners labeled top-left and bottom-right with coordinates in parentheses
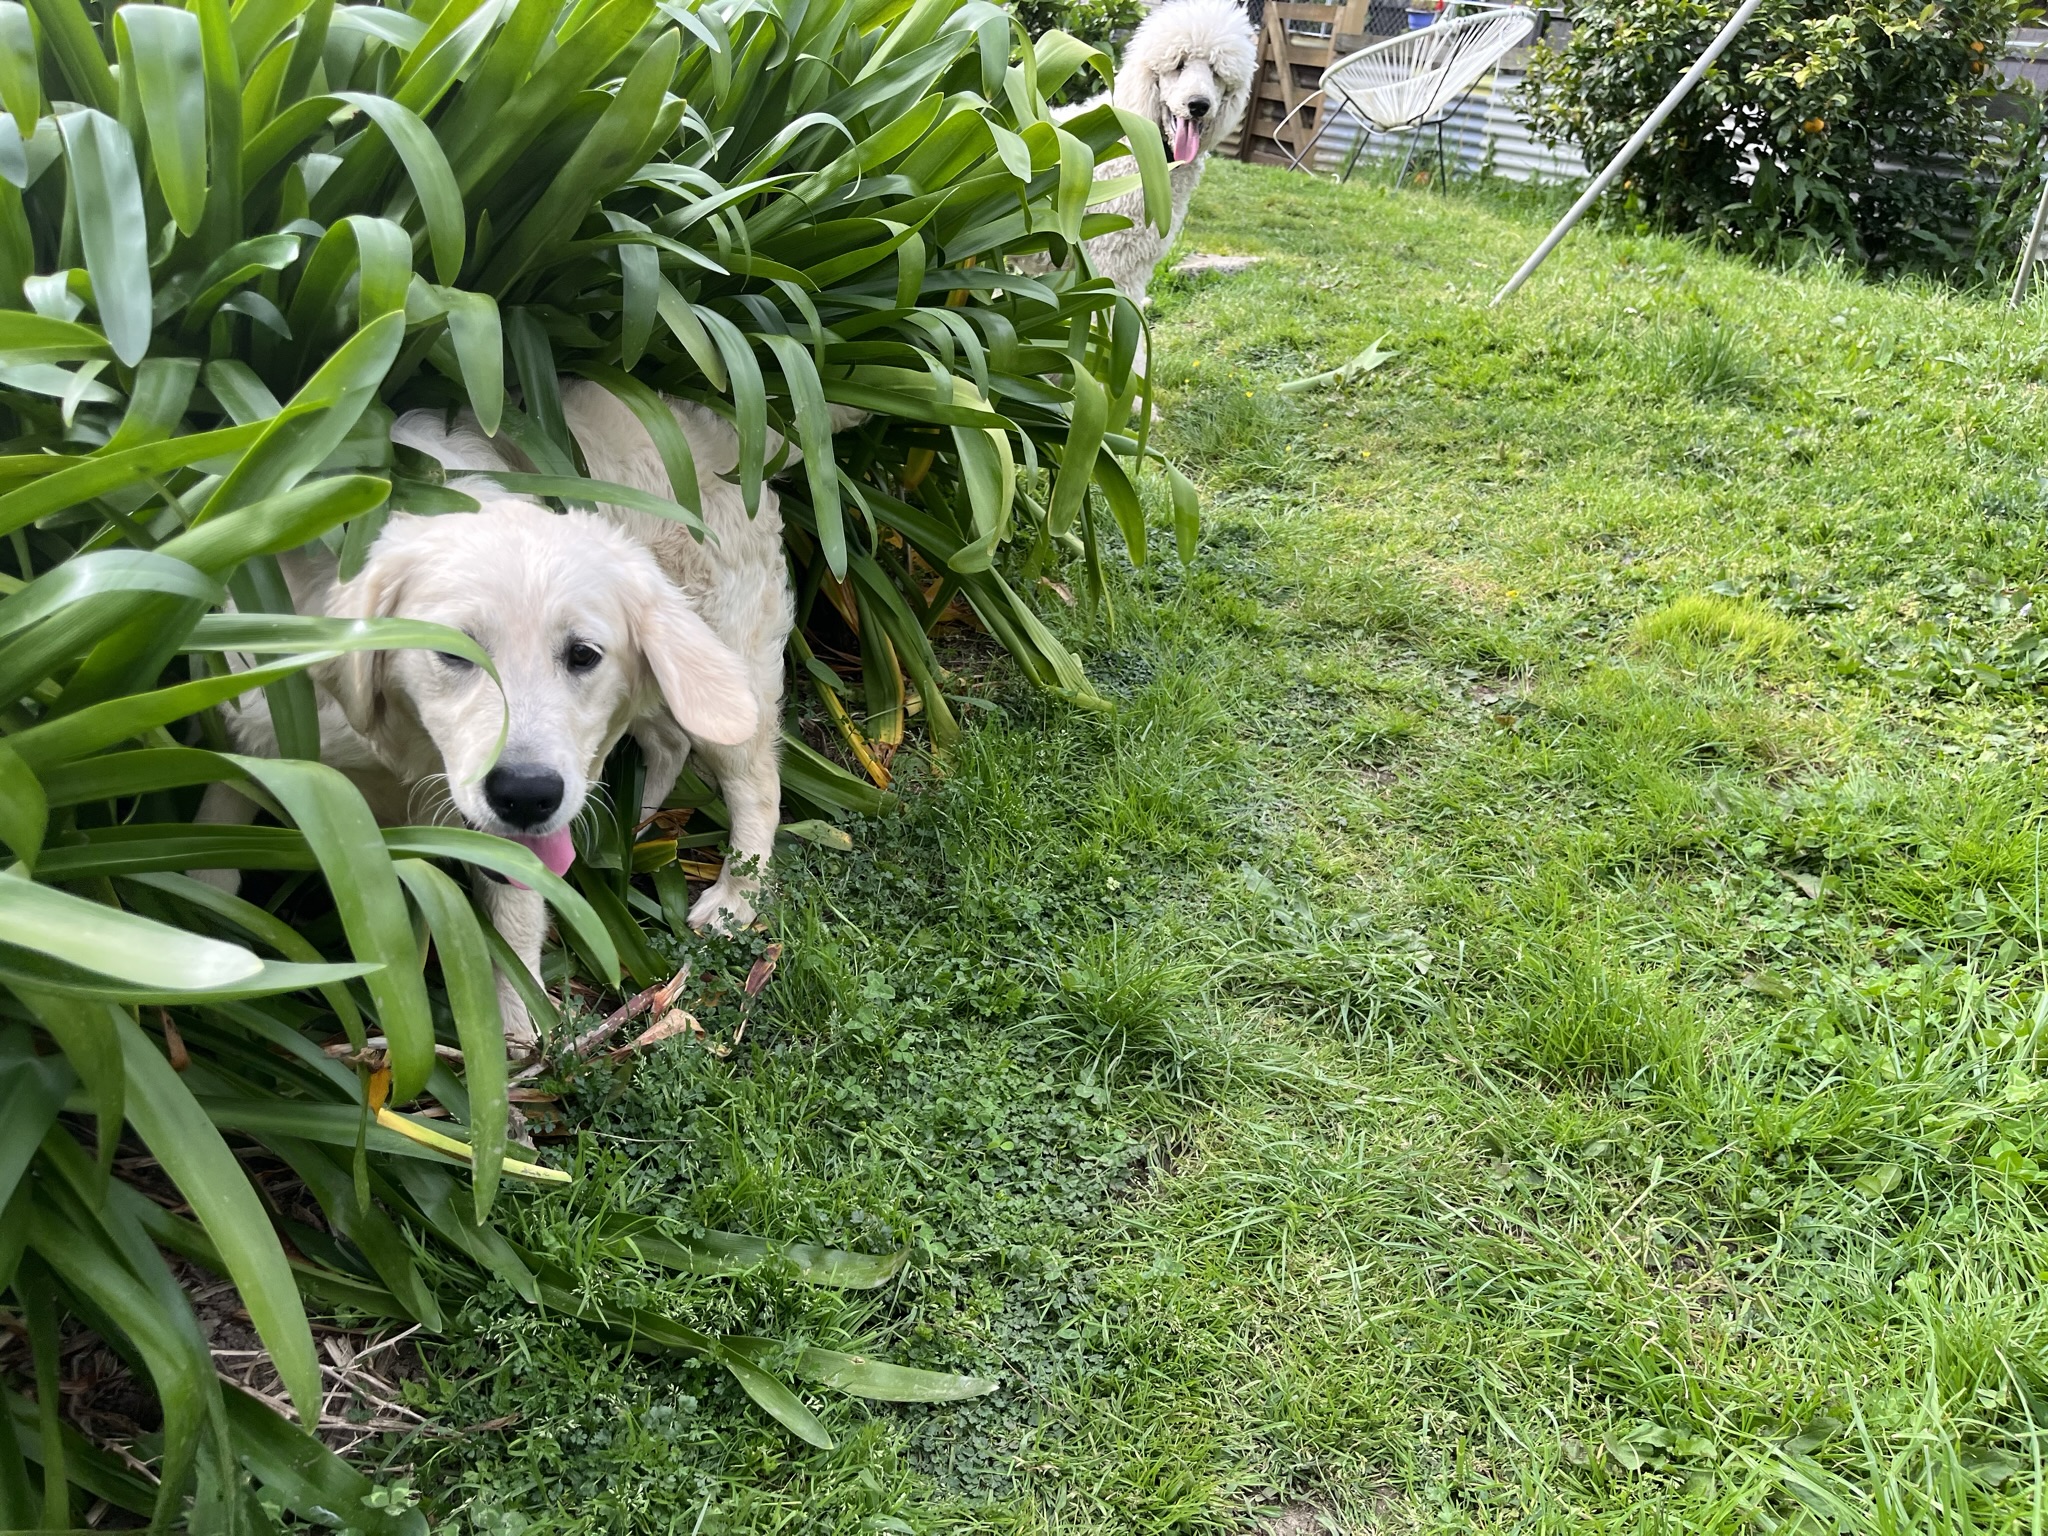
top-left (1490, 0), bottom-right (1764, 307)
top-left (2009, 167), bottom-right (2048, 308)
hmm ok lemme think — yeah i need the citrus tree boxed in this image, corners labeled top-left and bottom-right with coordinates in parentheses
top-left (1522, 0), bottom-right (2043, 281)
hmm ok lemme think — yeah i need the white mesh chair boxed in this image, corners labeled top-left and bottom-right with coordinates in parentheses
top-left (1278, 5), bottom-right (1539, 184)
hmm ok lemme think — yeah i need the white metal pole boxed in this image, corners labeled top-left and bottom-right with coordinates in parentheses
top-left (2010, 168), bottom-right (2048, 308)
top-left (1490, 0), bottom-right (1765, 307)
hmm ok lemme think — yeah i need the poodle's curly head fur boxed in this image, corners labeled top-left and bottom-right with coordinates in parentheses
top-left (1114, 0), bottom-right (1258, 165)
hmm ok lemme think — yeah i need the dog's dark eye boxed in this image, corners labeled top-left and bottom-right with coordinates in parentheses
top-left (564, 640), bottom-right (603, 674)
top-left (436, 651), bottom-right (475, 671)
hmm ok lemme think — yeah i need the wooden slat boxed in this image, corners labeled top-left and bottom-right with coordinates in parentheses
top-left (1229, 0), bottom-right (1381, 165)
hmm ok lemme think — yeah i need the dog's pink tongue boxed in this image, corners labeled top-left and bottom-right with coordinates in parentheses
top-left (508, 828), bottom-right (575, 877)
top-left (1171, 119), bottom-right (1201, 163)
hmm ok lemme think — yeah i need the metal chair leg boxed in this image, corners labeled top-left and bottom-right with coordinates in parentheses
top-left (1283, 106), bottom-right (1338, 172)
top-left (1339, 126), bottom-right (1370, 183)
top-left (1395, 121), bottom-right (1425, 186)
top-left (1274, 88), bottom-right (1330, 170)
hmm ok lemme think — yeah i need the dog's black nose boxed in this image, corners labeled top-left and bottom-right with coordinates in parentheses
top-left (1186, 96), bottom-right (1212, 119)
top-left (483, 765), bottom-right (564, 829)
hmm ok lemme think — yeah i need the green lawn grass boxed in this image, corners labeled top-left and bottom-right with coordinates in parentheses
top-left (399, 163), bottom-right (2048, 1533)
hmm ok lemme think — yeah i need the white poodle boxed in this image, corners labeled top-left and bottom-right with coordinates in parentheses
top-left (1055, 0), bottom-right (1258, 316)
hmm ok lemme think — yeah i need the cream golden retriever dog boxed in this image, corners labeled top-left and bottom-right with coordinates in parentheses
top-left (202, 494), bottom-right (758, 1050)
top-left (205, 385), bottom-right (839, 1050)
top-left (402, 384), bottom-right (825, 937)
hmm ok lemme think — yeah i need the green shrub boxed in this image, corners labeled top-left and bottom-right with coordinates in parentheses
top-left (1010, 0), bottom-right (1144, 101)
top-left (1521, 0), bottom-right (2046, 282)
top-left (0, 0), bottom-right (1188, 1522)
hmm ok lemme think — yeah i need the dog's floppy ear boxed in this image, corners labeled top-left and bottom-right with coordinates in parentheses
top-left (630, 574), bottom-right (759, 746)
top-left (323, 519), bottom-right (416, 738)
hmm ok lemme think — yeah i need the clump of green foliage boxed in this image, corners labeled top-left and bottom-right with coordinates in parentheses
top-left (1522, 0), bottom-right (2046, 282)
top-left (1009, 0), bottom-right (1143, 100)
top-left (0, 0), bottom-right (1190, 1522)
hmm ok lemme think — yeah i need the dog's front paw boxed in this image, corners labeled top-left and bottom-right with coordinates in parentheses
top-left (687, 876), bottom-right (757, 934)
top-left (496, 976), bottom-right (541, 1057)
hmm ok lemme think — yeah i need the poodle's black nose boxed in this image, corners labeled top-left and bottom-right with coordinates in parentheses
top-left (1187, 96), bottom-right (1212, 119)
top-left (484, 765), bottom-right (564, 829)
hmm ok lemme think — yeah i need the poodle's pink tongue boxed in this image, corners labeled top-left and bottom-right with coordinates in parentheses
top-left (1171, 119), bottom-right (1201, 163)
top-left (506, 828), bottom-right (575, 879)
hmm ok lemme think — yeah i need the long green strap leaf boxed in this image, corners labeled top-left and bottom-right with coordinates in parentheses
top-left (285, 214), bottom-right (413, 351)
top-left (0, 2), bottom-right (40, 126)
top-left (198, 312), bottom-right (403, 522)
top-left (566, 364), bottom-right (702, 516)
top-left (462, 470), bottom-right (707, 535)
top-left (110, 1006), bottom-right (323, 1427)
top-left (0, 741), bottom-right (42, 868)
top-left (18, 1249), bottom-right (65, 1525)
top-left (391, 859), bottom-right (506, 1219)
top-left (14, 987), bottom-right (121, 1175)
top-left (382, 825), bottom-right (621, 976)
top-left (2, 1385), bottom-right (158, 1517)
top-left (386, 1159), bottom-right (539, 1302)
top-left (22, 0), bottom-right (113, 112)
top-left (226, 754), bottom-right (437, 1102)
top-left (54, 110), bottom-right (151, 365)
top-left (331, 92), bottom-right (466, 283)
top-left (0, 422), bottom-right (266, 539)
top-left (476, 27), bottom-right (679, 294)
top-left (25, 1185), bottom-right (217, 1526)
top-left (191, 0), bottom-right (242, 260)
top-left (102, 355), bottom-right (199, 453)
top-left (227, 551), bottom-right (323, 761)
top-left (219, 1380), bottom-right (431, 1535)
top-left (1047, 362), bottom-right (1105, 536)
top-left (0, 309), bottom-right (108, 364)
top-left (0, 867), bottom-right (266, 988)
top-left (161, 471), bottom-right (389, 574)
top-left (432, 284), bottom-right (503, 435)
top-left (0, 1027), bottom-right (71, 1206)
top-left (1092, 445), bottom-right (1146, 567)
top-left (185, 612), bottom-right (493, 673)
top-left (723, 1335), bottom-right (998, 1402)
top-left (8, 651), bottom-right (337, 770)
top-left (263, 1135), bottom-right (444, 1330)
top-left (0, 1371), bottom-right (39, 1529)
top-left (115, 6), bottom-right (208, 236)
top-left (126, 869), bottom-right (367, 1044)
top-left (596, 1215), bottom-right (906, 1289)
top-left (693, 306), bottom-right (766, 515)
top-left (1168, 460), bottom-right (1200, 566)
top-left (763, 332), bottom-right (846, 572)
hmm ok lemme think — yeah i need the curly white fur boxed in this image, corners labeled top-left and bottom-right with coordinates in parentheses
top-left (1051, 0), bottom-right (1258, 318)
